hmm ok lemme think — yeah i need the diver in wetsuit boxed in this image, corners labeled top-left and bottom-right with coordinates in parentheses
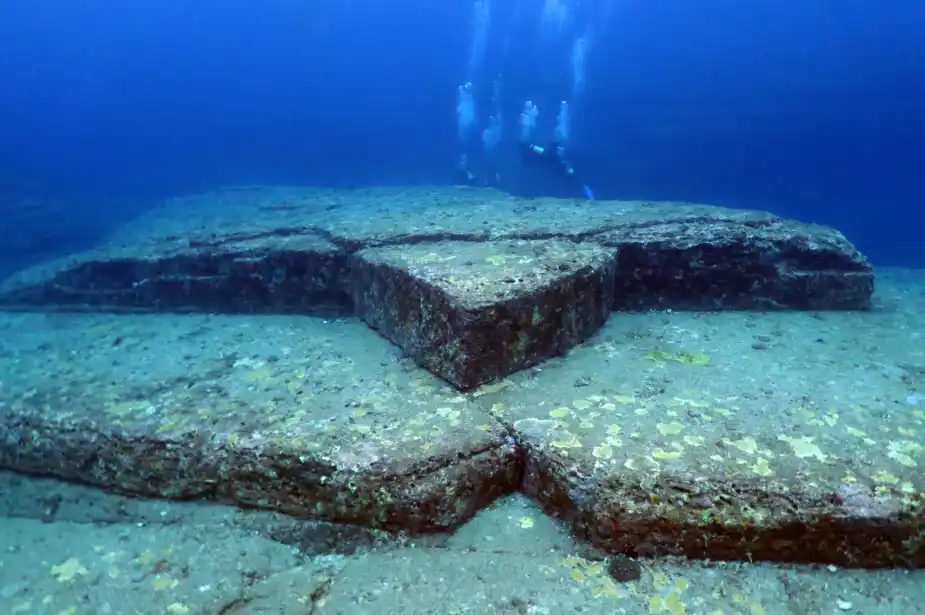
top-left (519, 100), bottom-right (595, 200)
top-left (518, 141), bottom-right (594, 200)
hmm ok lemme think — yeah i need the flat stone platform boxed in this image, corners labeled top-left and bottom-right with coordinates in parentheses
top-left (0, 186), bottom-right (874, 390)
top-left (0, 267), bottom-right (923, 568)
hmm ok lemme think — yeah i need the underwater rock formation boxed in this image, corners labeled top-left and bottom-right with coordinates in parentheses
top-left (0, 189), bottom-right (916, 570)
top-left (0, 308), bottom-right (921, 569)
top-left (350, 239), bottom-right (616, 389)
top-left (0, 233), bottom-right (351, 314)
top-left (0, 187), bottom-right (874, 389)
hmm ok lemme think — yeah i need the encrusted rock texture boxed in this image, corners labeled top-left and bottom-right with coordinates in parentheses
top-left (0, 187), bottom-right (874, 388)
top-left (0, 232), bottom-right (351, 314)
top-left (0, 187), bottom-right (873, 315)
top-left (3, 396), bottom-right (920, 568)
top-left (0, 304), bottom-right (922, 569)
top-left (350, 240), bottom-right (617, 390)
top-left (593, 212), bottom-right (874, 310)
top-left (0, 402), bottom-right (520, 534)
top-left (0, 187), bottom-right (903, 569)
top-left (512, 420), bottom-right (924, 569)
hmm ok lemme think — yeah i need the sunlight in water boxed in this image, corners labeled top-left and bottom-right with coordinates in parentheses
top-left (571, 35), bottom-right (588, 101)
top-left (541, 0), bottom-right (570, 37)
top-left (468, 0), bottom-right (491, 81)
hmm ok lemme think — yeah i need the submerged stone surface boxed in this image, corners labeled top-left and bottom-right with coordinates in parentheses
top-left (591, 208), bottom-right (874, 310)
top-left (0, 187), bottom-right (873, 316)
top-left (0, 313), bottom-right (520, 533)
top-left (0, 187), bottom-right (876, 391)
top-left (0, 188), bottom-right (899, 568)
top-left (0, 295), bottom-right (924, 568)
top-left (0, 232), bottom-right (350, 314)
top-left (350, 239), bottom-right (617, 390)
top-left (517, 424), bottom-right (923, 568)
top-left (483, 307), bottom-right (925, 568)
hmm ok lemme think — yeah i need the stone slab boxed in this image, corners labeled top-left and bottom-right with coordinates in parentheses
top-left (0, 313), bottom-right (519, 532)
top-left (0, 232), bottom-right (350, 314)
top-left (0, 186), bottom-right (873, 316)
top-left (592, 209), bottom-right (874, 310)
top-left (350, 239), bottom-right (617, 390)
top-left (473, 306), bottom-right (925, 567)
top-left (1, 285), bottom-right (925, 567)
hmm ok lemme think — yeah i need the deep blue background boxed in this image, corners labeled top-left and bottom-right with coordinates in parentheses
top-left (1, 0), bottom-right (924, 267)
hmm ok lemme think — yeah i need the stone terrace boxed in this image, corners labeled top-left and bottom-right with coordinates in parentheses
top-left (0, 186), bottom-right (874, 389)
top-left (2, 186), bottom-right (919, 570)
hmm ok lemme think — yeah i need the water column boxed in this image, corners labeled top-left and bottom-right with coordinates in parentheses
top-left (571, 35), bottom-right (587, 105)
top-left (554, 100), bottom-right (570, 146)
top-left (540, 0), bottom-right (570, 39)
top-left (467, 0), bottom-right (491, 83)
top-left (564, 35), bottom-right (588, 144)
top-left (456, 82), bottom-right (477, 181)
top-left (456, 0), bottom-right (492, 182)
top-left (481, 76), bottom-right (503, 184)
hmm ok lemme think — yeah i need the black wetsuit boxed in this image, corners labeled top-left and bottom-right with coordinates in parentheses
top-left (520, 142), bottom-right (593, 199)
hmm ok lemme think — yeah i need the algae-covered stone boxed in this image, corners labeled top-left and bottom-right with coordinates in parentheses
top-left (480, 310), bottom-right (924, 568)
top-left (0, 187), bottom-right (874, 314)
top-left (0, 232), bottom-right (350, 314)
top-left (590, 206), bottom-right (874, 310)
top-left (350, 239), bottom-right (617, 390)
top-left (0, 313), bottom-right (520, 533)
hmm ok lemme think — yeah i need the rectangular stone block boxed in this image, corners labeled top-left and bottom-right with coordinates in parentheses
top-left (350, 239), bottom-right (617, 390)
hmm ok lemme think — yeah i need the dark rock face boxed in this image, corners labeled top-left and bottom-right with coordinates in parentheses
top-left (350, 240), bottom-right (617, 390)
top-left (513, 419), bottom-right (924, 569)
top-left (0, 234), bottom-right (350, 314)
top-left (594, 213), bottom-right (874, 310)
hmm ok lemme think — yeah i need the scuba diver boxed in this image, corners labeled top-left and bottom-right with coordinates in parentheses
top-left (519, 100), bottom-right (595, 201)
top-left (454, 93), bottom-right (594, 201)
top-left (518, 140), bottom-right (595, 201)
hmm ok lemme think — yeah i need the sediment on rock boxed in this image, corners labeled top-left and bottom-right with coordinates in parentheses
top-left (516, 436), bottom-right (923, 568)
top-left (592, 213), bottom-right (874, 310)
top-left (350, 239), bottom-right (617, 390)
top-left (0, 191), bottom-right (874, 315)
top-left (0, 408), bottom-right (522, 533)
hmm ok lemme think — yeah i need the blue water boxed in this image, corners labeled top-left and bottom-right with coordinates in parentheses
top-left (1, 0), bottom-right (924, 269)
top-left (2, 3), bottom-right (925, 611)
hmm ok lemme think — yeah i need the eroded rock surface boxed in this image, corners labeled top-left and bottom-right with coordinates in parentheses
top-left (0, 187), bottom-right (872, 315)
top-left (0, 313), bottom-right (520, 533)
top-left (0, 187), bottom-right (874, 388)
top-left (593, 209), bottom-right (873, 310)
top-left (351, 240), bottom-right (616, 389)
top-left (0, 232), bottom-right (350, 314)
top-left (487, 307), bottom-right (925, 568)
top-left (0, 298), bottom-right (923, 568)
top-left (0, 188), bottom-right (905, 571)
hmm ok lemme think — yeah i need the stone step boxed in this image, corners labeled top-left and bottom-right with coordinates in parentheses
top-left (350, 239), bottom-right (616, 390)
top-left (0, 307), bottom-right (920, 568)
top-left (0, 187), bottom-right (875, 389)
top-left (0, 188), bottom-right (873, 315)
